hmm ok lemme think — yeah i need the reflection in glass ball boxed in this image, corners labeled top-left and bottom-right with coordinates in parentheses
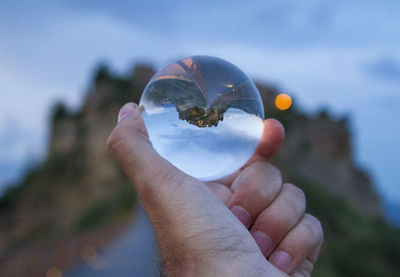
top-left (139, 56), bottom-right (264, 181)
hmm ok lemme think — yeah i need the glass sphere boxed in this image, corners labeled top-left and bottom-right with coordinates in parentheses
top-left (139, 56), bottom-right (264, 181)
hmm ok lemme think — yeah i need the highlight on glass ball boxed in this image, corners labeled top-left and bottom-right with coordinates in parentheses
top-left (139, 56), bottom-right (265, 181)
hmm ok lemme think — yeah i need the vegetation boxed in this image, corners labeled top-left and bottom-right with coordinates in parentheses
top-left (77, 186), bottom-right (136, 231)
top-left (94, 63), bottom-right (112, 83)
top-left (0, 164), bottom-right (41, 211)
top-left (52, 102), bottom-right (70, 119)
top-left (299, 179), bottom-right (400, 277)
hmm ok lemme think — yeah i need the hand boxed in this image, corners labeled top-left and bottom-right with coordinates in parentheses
top-left (107, 103), bottom-right (323, 277)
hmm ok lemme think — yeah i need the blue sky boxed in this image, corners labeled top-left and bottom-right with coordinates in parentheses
top-left (0, 0), bottom-right (399, 204)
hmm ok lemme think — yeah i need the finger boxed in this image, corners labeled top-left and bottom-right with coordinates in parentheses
top-left (291, 259), bottom-right (313, 277)
top-left (205, 181), bottom-right (233, 205)
top-left (215, 119), bottom-right (285, 186)
top-left (250, 183), bottom-right (306, 257)
top-left (226, 161), bottom-right (282, 228)
top-left (268, 214), bottom-right (323, 274)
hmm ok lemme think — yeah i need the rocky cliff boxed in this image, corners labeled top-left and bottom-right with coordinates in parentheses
top-left (257, 85), bottom-right (382, 216)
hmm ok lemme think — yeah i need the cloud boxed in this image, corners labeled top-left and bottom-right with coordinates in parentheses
top-left (57, 0), bottom-right (400, 50)
top-left (364, 57), bottom-right (400, 82)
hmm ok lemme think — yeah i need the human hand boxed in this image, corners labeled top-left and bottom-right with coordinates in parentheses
top-left (107, 103), bottom-right (323, 277)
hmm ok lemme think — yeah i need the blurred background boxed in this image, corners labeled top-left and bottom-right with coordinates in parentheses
top-left (1, 1), bottom-right (399, 276)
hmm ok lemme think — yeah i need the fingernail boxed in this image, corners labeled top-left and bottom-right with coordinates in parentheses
top-left (269, 250), bottom-right (291, 273)
top-left (118, 103), bottom-right (137, 123)
top-left (252, 231), bottom-right (274, 256)
top-left (230, 206), bottom-right (252, 228)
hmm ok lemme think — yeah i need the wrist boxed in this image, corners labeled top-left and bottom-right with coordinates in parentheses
top-left (160, 252), bottom-right (270, 277)
top-left (160, 254), bottom-right (203, 277)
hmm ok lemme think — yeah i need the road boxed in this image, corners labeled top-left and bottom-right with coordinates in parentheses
top-left (66, 207), bottom-right (159, 277)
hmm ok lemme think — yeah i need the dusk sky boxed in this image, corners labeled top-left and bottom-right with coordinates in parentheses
top-left (1, 0), bottom-right (399, 205)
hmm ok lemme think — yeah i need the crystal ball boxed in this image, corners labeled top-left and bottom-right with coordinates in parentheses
top-left (139, 56), bottom-right (265, 181)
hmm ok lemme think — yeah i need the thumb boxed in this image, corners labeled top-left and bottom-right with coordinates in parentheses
top-left (107, 103), bottom-right (235, 246)
top-left (108, 102), bottom-right (234, 249)
top-left (108, 102), bottom-right (188, 193)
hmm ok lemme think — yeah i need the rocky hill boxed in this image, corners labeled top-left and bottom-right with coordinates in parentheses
top-left (0, 63), bottom-right (399, 276)
top-left (257, 85), bottom-right (381, 217)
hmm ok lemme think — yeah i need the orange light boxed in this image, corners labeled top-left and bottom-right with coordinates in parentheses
top-left (46, 267), bottom-right (62, 277)
top-left (275, 93), bottom-right (292, 110)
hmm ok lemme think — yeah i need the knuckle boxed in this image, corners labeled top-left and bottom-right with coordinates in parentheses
top-left (257, 162), bottom-right (283, 193)
top-left (249, 161), bottom-right (281, 179)
top-left (263, 162), bottom-right (282, 183)
top-left (284, 183), bottom-right (306, 213)
top-left (303, 214), bottom-right (324, 243)
top-left (289, 184), bottom-right (306, 202)
top-left (237, 161), bottom-right (282, 202)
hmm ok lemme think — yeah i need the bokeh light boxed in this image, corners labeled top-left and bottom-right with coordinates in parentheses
top-left (275, 93), bottom-right (292, 110)
top-left (46, 267), bottom-right (62, 277)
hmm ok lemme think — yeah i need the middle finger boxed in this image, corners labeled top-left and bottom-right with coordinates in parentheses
top-left (226, 161), bottom-right (283, 228)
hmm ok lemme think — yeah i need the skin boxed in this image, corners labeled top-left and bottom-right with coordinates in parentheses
top-left (107, 102), bottom-right (324, 277)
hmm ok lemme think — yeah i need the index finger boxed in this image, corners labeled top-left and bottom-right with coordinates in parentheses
top-left (213, 118), bottom-right (285, 186)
